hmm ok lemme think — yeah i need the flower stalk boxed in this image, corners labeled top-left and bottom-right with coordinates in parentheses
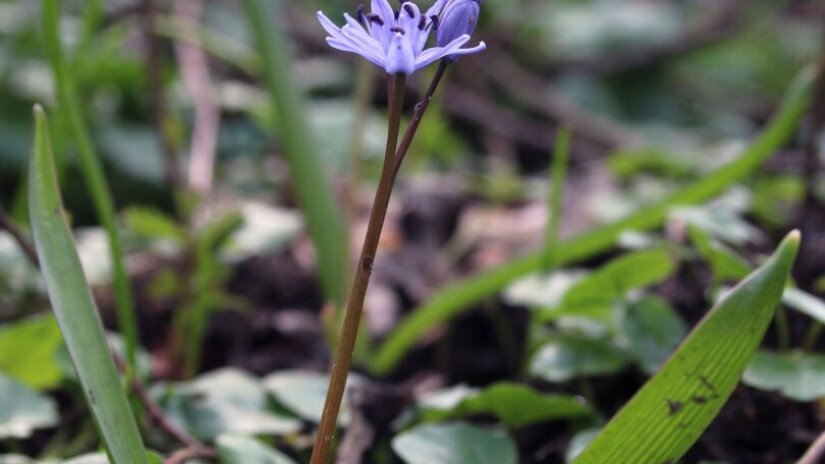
top-left (311, 73), bottom-right (407, 464)
top-left (311, 2), bottom-right (485, 460)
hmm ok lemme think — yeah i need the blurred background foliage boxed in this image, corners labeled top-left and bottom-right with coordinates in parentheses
top-left (0, 0), bottom-right (824, 463)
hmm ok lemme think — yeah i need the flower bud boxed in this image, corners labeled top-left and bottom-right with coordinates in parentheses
top-left (436, 0), bottom-right (481, 57)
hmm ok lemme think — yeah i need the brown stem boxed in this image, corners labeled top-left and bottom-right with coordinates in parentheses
top-left (164, 445), bottom-right (217, 464)
top-left (111, 353), bottom-right (207, 452)
top-left (175, 0), bottom-right (221, 200)
top-left (141, 0), bottom-right (183, 193)
top-left (0, 205), bottom-right (39, 267)
top-left (798, 428), bottom-right (825, 464)
top-left (391, 62), bottom-right (448, 177)
top-left (310, 73), bottom-right (407, 464)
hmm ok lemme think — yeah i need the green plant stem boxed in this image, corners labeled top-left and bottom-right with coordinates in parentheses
top-left (371, 66), bottom-right (815, 375)
top-left (0, 204), bottom-right (38, 266)
top-left (774, 306), bottom-right (791, 350)
top-left (541, 126), bottom-right (571, 273)
top-left (803, 322), bottom-right (823, 351)
top-left (243, 0), bottom-right (348, 307)
top-left (310, 73), bottom-right (407, 464)
top-left (42, 0), bottom-right (139, 374)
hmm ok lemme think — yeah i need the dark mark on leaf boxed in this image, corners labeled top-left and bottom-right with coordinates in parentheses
top-left (692, 395), bottom-right (707, 404)
top-left (667, 399), bottom-right (683, 416)
top-left (699, 375), bottom-right (720, 398)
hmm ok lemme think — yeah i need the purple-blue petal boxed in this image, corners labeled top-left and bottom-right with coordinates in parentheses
top-left (385, 33), bottom-right (416, 75)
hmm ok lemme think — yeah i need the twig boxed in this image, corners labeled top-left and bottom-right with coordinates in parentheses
top-left (0, 205), bottom-right (39, 267)
top-left (141, 0), bottom-right (183, 193)
top-left (797, 428), bottom-right (825, 464)
top-left (175, 0), bottom-right (222, 199)
top-left (483, 53), bottom-right (641, 149)
top-left (111, 354), bottom-right (208, 452)
top-left (164, 445), bottom-right (218, 464)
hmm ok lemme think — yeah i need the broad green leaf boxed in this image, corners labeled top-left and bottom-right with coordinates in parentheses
top-left (0, 373), bottom-right (58, 439)
top-left (742, 351), bottom-right (825, 401)
top-left (62, 455), bottom-right (109, 464)
top-left (418, 382), bottom-right (593, 429)
top-left (782, 288), bottom-right (825, 324)
top-left (0, 314), bottom-right (63, 390)
top-left (158, 368), bottom-right (301, 441)
top-left (217, 434), bottom-right (297, 464)
top-left (502, 270), bottom-right (587, 309)
top-left (530, 335), bottom-right (628, 382)
top-left (262, 370), bottom-right (358, 426)
top-left (617, 296), bottom-right (687, 373)
top-left (573, 231), bottom-right (799, 463)
top-left (372, 68), bottom-right (812, 375)
top-left (27, 106), bottom-right (147, 463)
top-left (392, 423), bottom-right (517, 464)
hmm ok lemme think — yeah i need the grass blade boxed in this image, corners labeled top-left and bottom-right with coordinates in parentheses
top-left (242, 0), bottom-right (348, 307)
top-left (371, 67), bottom-right (814, 374)
top-left (28, 106), bottom-right (147, 464)
top-left (572, 230), bottom-right (800, 463)
top-left (41, 0), bottom-right (140, 372)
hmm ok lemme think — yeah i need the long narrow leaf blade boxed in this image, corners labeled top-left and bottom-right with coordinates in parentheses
top-left (372, 68), bottom-right (813, 374)
top-left (242, 0), bottom-right (348, 306)
top-left (573, 231), bottom-right (800, 463)
top-left (28, 106), bottom-right (147, 464)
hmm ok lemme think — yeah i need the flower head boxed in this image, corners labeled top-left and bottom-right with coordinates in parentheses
top-left (317, 0), bottom-right (486, 75)
top-left (435, 0), bottom-right (483, 62)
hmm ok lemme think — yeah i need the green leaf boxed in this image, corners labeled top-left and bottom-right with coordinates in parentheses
top-left (242, 0), bottom-right (348, 306)
top-left (617, 296), bottom-right (687, 374)
top-left (418, 382), bottom-right (593, 429)
top-left (782, 288), bottom-right (825, 324)
top-left (372, 69), bottom-right (813, 375)
top-left (561, 249), bottom-right (676, 309)
top-left (0, 314), bottom-right (63, 390)
top-left (158, 368), bottom-right (301, 441)
top-left (42, 0), bottom-right (139, 372)
top-left (742, 350), bottom-right (825, 401)
top-left (123, 207), bottom-right (186, 242)
top-left (688, 225), bottom-right (750, 281)
top-left (0, 373), bottom-right (58, 439)
top-left (530, 335), bottom-right (629, 382)
top-left (263, 370), bottom-right (359, 426)
top-left (572, 231), bottom-right (800, 463)
top-left (392, 423), bottom-right (517, 464)
top-left (217, 434), bottom-right (297, 464)
top-left (27, 106), bottom-right (147, 463)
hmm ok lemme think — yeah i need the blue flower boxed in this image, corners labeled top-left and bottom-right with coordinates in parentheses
top-left (435, 0), bottom-right (482, 61)
top-left (317, 0), bottom-right (486, 75)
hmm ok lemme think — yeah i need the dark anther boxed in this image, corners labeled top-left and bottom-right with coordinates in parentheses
top-left (367, 14), bottom-right (385, 26)
top-left (403, 4), bottom-right (415, 17)
top-left (418, 15), bottom-right (427, 30)
top-left (429, 15), bottom-right (439, 30)
top-left (357, 4), bottom-right (367, 22)
top-left (390, 26), bottom-right (406, 34)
